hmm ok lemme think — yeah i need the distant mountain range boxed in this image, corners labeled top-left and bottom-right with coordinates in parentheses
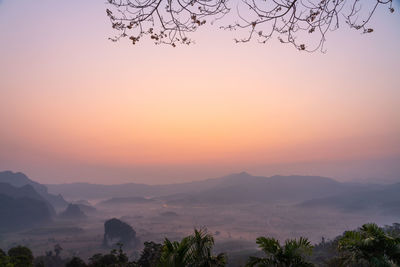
top-left (299, 182), bottom-right (400, 215)
top-left (48, 172), bottom-right (348, 200)
top-left (1, 170), bottom-right (399, 232)
top-left (46, 171), bottom-right (391, 206)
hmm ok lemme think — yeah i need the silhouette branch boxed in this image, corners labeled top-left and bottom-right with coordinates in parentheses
top-left (106, 0), bottom-right (395, 51)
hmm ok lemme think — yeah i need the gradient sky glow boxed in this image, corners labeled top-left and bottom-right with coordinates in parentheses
top-left (0, 0), bottom-right (399, 184)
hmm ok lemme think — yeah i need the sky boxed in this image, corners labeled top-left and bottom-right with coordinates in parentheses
top-left (0, 0), bottom-right (399, 184)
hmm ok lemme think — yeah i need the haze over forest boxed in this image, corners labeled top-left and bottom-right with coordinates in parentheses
top-left (1, 170), bottom-right (400, 266)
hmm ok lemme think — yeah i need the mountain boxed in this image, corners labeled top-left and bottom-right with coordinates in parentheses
top-left (0, 171), bottom-right (68, 211)
top-left (46, 173), bottom-right (262, 200)
top-left (0, 182), bottom-right (56, 215)
top-left (47, 182), bottom-right (155, 200)
top-left (0, 183), bottom-right (53, 232)
top-left (299, 182), bottom-right (400, 215)
top-left (47, 172), bottom-right (376, 204)
top-left (158, 173), bottom-right (367, 205)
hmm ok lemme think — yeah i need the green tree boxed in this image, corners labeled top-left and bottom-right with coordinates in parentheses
top-left (187, 229), bottom-right (226, 267)
top-left (34, 244), bottom-right (67, 267)
top-left (246, 237), bottom-right (314, 267)
top-left (160, 237), bottom-right (192, 266)
top-left (136, 241), bottom-right (163, 267)
top-left (311, 237), bottom-right (349, 267)
top-left (0, 249), bottom-right (13, 267)
top-left (88, 243), bottom-right (132, 267)
top-left (338, 223), bottom-right (400, 266)
top-left (66, 257), bottom-right (87, 267)
top-left (159, 228), bottom-right (226, 267)
top-left (8, 246), bottom-right (34, 267)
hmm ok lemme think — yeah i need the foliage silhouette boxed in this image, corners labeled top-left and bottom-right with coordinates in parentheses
top-left (246, 236), bottom-right (314, 267)
top-left (136, 241), bottom-right (163, 267)
top-left (106, 0), bottom-right (395, 51)
top-left (2, 222), bottom-right (400, 267)
top-left (65, 257), bottom-right (87, 267)
top-left (8, 246), bottom-right (34, 267)
top-left (160, 228), bottom-right (226, 266)
top-left (338, 223), bottom-right (400, 266)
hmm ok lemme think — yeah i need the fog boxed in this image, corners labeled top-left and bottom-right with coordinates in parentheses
top-left (1, 171), bottom-right (399, 266)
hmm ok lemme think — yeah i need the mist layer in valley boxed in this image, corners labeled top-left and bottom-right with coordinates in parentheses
top-left (1, 170), bottom-right (399, 265)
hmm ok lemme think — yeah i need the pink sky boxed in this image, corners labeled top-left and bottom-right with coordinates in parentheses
top-left (0, 0), bottom-right (399, 184)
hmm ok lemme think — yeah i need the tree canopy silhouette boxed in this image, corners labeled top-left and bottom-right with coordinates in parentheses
top-left (246, 236), bottom-right (314, 266)
top-left (338, 223), bottom-right (400, 266)
top-left (106, 0), bottom-right (395, 51)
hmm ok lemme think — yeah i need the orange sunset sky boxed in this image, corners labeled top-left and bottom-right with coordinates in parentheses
top-left (0, 0), bottom-right (399, 184)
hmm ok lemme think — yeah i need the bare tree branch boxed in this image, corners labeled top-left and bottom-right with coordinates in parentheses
top-left (106, 0), bottom-right (395, 51)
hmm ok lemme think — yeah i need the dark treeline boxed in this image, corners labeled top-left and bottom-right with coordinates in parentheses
top-left (1, 223), bottom-right (399, 267)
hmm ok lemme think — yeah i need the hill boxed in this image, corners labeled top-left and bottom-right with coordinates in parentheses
top-left (0, 171), bottom-right (68, 211)
top-left (0, 183), bottom-right (53, 232)
top-left (0, 182), bottom-right (56, 215)
top-left (299, 182), bottom-right (400, 215)
top-left (158, 173), bottom-right (370, 205)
